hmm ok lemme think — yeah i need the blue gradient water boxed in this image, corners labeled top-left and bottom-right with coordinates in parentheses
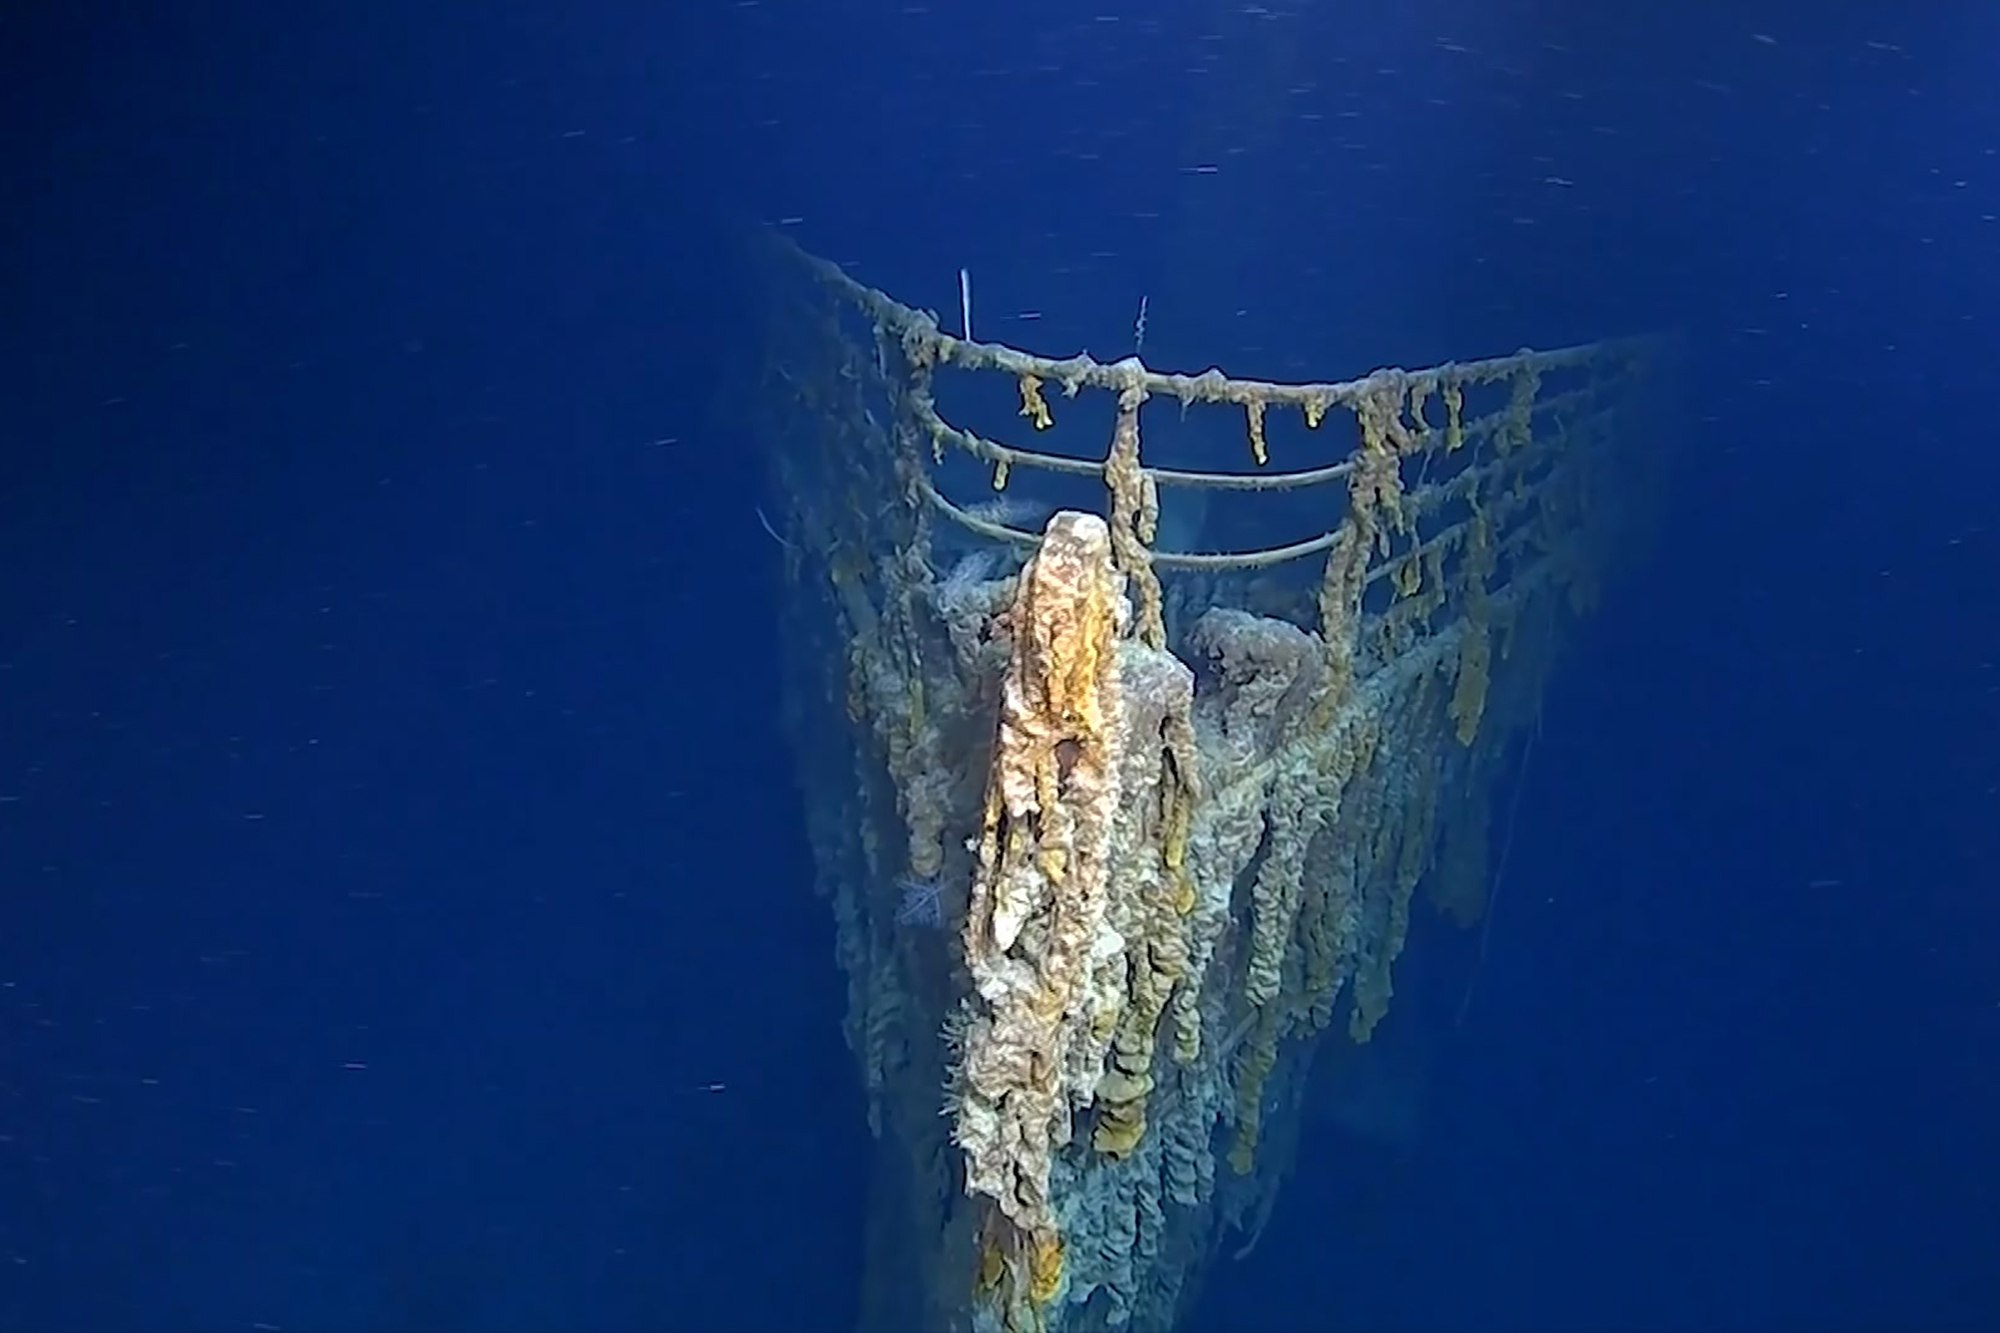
top-left (3, 4), bottom-right (1994, 1329)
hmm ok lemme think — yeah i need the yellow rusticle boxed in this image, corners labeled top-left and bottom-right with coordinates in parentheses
top-left (1103, 385), bottom-right (1166, 649)
top-left (1029, 1230), bottom-right (1065, 1305)
top-left (1500, 364), bottom-right (1541, 453)
top-left (1450, 620), bottom-right (1492, 746)
top-left (1019, 374), bottom-right (1055, 430)
top-left (1245, 399), bottom-right (1269, 466)
top-left (956, 510), bottom-right (1125, 1267)
top-left (1089, 644), bottom-right (1196, 1160)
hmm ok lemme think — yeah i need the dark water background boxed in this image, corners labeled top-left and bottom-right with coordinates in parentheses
top-left (3, 2), bottom-right (1994, 1329)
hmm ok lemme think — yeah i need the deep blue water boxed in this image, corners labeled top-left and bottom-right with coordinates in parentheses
top-left (3, 3), bottom-right (1995, 1330)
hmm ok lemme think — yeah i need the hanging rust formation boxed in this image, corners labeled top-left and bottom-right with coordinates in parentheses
top-left (756, 235), bottom-right (1661, 1333)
